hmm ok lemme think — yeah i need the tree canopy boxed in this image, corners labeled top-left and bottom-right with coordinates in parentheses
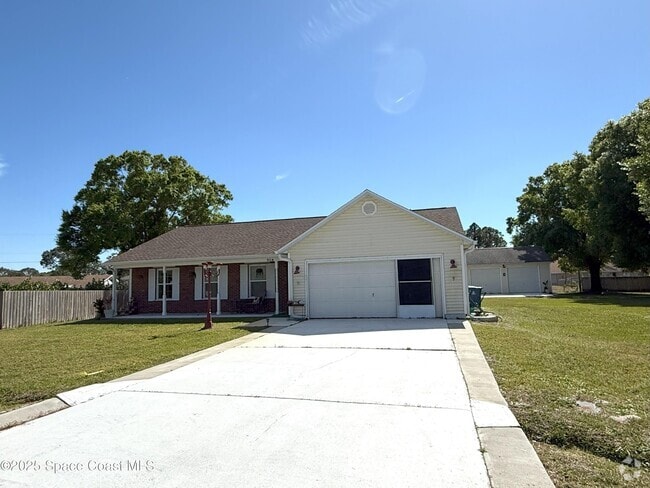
top-left (43, 151), bottom-right (233, 278)
top-left (507, 99), bottom-right (650, 292)
top-left (465, 223), bottom-right (507, 248)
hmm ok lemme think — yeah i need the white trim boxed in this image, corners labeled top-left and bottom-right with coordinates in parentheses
top-left (435, 256), bottom-right (447, 318)
top-left (128, 268), bottom-right (133, 300)
top-left (304, 254), bottom-right (444, 319)
top-left (111, 266), bottom-right (117, 315)
top-left (162, 265), bottom-right (167, 317)
top-left (274, 259), bottom-right (280, 315)
top-left (107, 254), bottom-right (278, 270)
top-left (216, 265), bottom-right (222, 315)
top-left (277, 189), bottom-right (473, 254)
top-left (460, 244), bottom-right (469, 316)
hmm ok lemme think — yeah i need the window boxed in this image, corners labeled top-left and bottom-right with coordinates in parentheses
top-left (202, 266), bottom-right (218, 300)
top-left (398, 259), bottom-right (433, 305)
top-left (157, 269), bottom-right (174, 300)
top-left (249, 265), bottom-right (266, 298)
top-left (149, 268), bottom-right (179, 301)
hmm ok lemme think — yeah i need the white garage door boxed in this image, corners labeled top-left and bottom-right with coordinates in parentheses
top-left (308, 261), bottom-right (397, 318)
top-left (469, 268), bottom-right (502, 294)
top-left (507, 266), bottom-right (540, 293)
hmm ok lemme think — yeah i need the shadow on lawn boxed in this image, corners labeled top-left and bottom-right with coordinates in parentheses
top-left (549, 292), bottom-right (650, 308)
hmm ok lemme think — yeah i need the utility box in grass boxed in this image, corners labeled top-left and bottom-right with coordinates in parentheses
top-left (468, 286), bottom-right (483, 313)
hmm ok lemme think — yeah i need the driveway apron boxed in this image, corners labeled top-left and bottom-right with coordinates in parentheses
top-left (0, 319), bottom-right (490, 487)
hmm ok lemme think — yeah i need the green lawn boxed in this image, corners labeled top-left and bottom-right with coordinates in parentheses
top-left (473, 294), bottom-right (650, 487)
top-left (0, 318), bottom-right (260, 413)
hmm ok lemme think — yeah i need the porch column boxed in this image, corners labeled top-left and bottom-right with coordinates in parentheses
top-left (128, 269), bottom-right (133, 300)
top-left (162, 265), bottom-right (167, 317)
top-left (111, 266), bottom-right (118, 316)
top-left (216, 265), bottom-right (222, 316)
top-left (274, 259), bottom-right (279, 315)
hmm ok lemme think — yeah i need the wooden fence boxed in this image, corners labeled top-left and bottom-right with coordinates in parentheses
top-left (581, 276), bottom-right (650, 292)
top-left (0, 290), bottom-right (115, 329)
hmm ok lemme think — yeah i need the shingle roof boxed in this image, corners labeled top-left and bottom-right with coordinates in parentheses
top-left (466, 246), bottom-right (552, 265)
top-left (109, 217), bottom-right (325, 264)
top-left (108, 207), bottom-right (464, 265)
top-left (412, 208), bottom-right (464, 235)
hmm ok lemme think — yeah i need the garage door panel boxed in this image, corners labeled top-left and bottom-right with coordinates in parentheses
top-left (507, 266), bottom-right (540, 293)
top-left (309, 261), bottom-right (396, 318)
top-left (469, 268), bottom-right (501, 294)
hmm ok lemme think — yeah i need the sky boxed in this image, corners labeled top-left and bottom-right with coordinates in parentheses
top-left (1, 0), bottom-right (649, 272)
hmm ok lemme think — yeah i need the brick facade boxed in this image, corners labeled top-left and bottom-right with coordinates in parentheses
top-left (130, 263), bottom-right (288, 315)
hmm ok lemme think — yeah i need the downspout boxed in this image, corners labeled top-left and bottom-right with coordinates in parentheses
top-left (460, 243), bottom-right (470, 317)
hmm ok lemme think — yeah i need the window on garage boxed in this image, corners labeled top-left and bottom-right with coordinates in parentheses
top-left (397, 259), bottom-right (433, 305)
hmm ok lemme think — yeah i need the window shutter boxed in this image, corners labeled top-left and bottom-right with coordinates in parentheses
top-left (171, 268), bottom-right (180, 300)
top-left (148, 269), bottom-right (156, 301)
top-left (219, 266), bottom-right (228, 299)
top-left (240, 265), bottom-right (248, 298)
top-left (194, 267), bottom-right (203, 300)
top-left (266, 263), bottom-right (276, 296)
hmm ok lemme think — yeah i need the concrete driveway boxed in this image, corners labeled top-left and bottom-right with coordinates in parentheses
top-left (0, 319), bottom-right (552, 487)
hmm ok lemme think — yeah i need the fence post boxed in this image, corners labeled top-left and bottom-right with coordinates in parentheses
top-left (0, 290), bottom-right (4, 329)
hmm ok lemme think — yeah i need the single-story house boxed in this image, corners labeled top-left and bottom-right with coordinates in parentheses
top-left (106, 189), bottom-right (475, 319)
top-left (0, 274), bottom-right (113, 289)
top-left (466, 246), bottom-right (552, 294)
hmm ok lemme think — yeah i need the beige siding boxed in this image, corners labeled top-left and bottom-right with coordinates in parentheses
top-left (287, 199), bottom-right (468, 317)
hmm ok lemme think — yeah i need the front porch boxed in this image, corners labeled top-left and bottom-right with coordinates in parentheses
top-left (108, 260), bottom-right (290, 318)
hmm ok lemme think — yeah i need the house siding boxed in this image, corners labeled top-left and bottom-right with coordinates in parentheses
top-left (287, 199), bottom-right (467, 317)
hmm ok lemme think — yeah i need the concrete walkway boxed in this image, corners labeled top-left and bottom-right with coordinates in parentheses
top-left (0, 319), bottom-right (553, 487)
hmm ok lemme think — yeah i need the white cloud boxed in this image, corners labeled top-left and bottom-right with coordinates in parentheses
top-left (0, 157), bottom-right (7, 177)
top-left (275, 173), bottom-right (290, 181)
top-left (301, 0), bottom-right (399, 47)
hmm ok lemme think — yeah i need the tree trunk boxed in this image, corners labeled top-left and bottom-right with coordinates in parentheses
top-left (586, 258), bottom-right (602, 294)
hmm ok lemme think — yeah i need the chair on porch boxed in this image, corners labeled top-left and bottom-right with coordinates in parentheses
top-left (237, 292), bottom-right (266, 314)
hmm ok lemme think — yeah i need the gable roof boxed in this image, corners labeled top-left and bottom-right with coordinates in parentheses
top-left (466, 246), bottom-right (552, 265)
top-left (278, 189), bottom-right (473, 253)
top-left (108, 190), bottom-right (468, 266)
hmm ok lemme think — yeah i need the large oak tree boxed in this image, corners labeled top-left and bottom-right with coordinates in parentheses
top-left (43, 151), bottom-right (233, 277)
top-left (507, 99), bottom-right (650, 293)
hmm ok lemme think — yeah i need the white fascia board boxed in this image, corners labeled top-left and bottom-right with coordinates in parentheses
top-left (277, 188), bottom-right (473, 253)
top-left (105, 254), bottom-right (277, 269)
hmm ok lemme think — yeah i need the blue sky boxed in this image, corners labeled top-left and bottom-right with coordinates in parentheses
top-left (1, 0), bottom-right (649, 271)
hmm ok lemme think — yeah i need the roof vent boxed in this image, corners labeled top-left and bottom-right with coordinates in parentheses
top-left (362, 201), bottom-right (377, 216)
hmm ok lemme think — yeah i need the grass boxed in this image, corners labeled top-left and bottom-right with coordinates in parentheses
top-left (473, 294), bottom-right (650, 487)
top-left (0, 317), bottom-right (261, 413)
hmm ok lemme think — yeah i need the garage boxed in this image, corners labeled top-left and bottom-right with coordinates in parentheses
top-left (308, 260), bottom-right (397, 318)
top-left (466, 246), bottom-right (552, 295)
top-left (507, 266), bottom-right (541, 293)
top-left (468, 267), bottom-right (502, 294)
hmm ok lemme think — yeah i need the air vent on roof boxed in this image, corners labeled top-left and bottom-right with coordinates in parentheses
top-left (362, 201), bottom-right (377, 216)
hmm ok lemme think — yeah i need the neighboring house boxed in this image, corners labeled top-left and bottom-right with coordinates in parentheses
top-left (467, 246), bottom-right (552, 294)
top-left (0, 274), bottom-right (112, 289)
top-left (106, 189), bottom-right (475, 319)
